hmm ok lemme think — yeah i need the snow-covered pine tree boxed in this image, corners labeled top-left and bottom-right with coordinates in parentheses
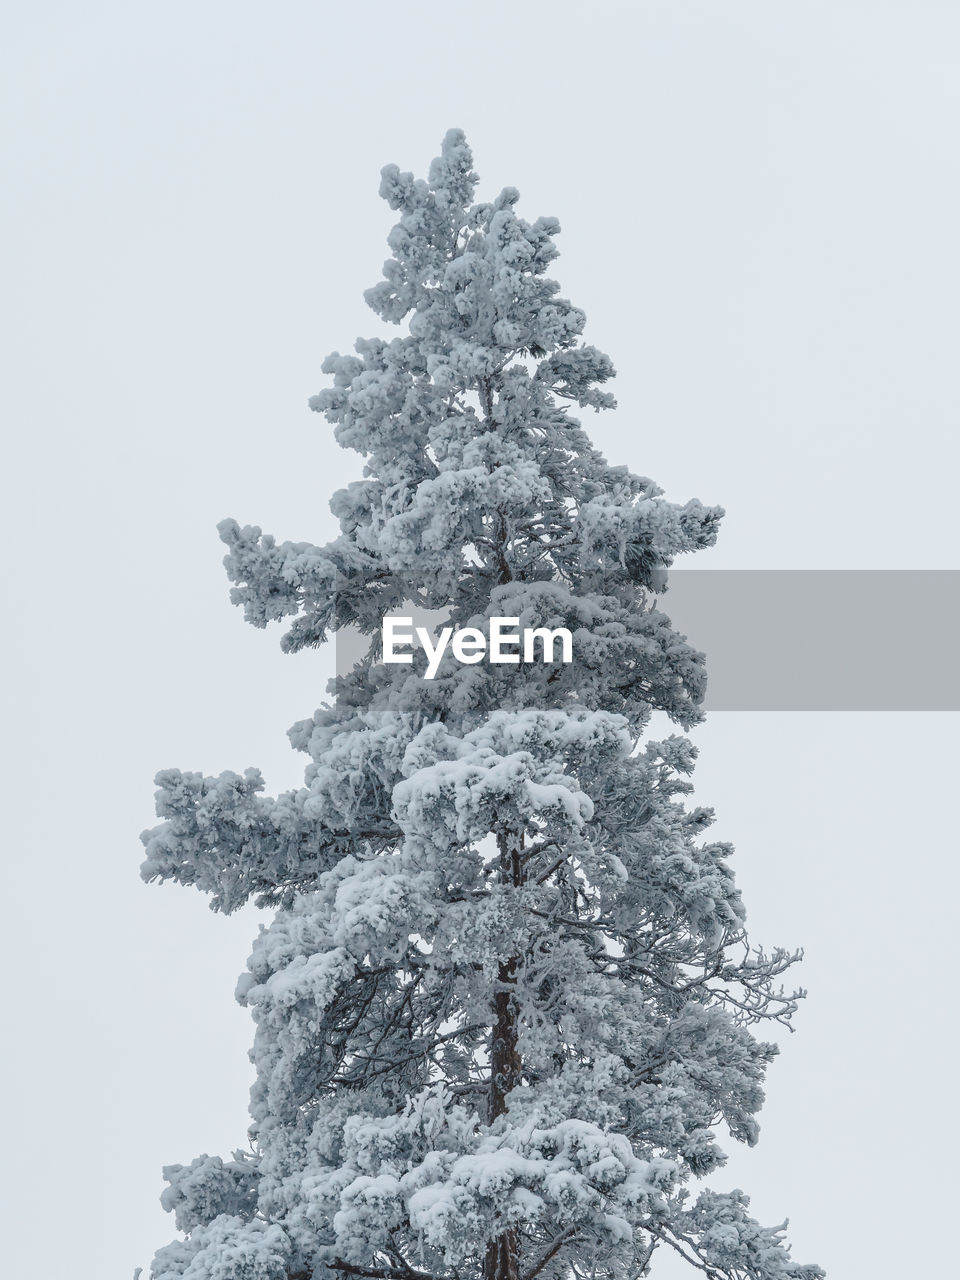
top-left (141, 131), bottom-right (822, 1280)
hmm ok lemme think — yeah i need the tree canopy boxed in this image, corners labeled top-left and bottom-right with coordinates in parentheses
top-left (141, 129), bottom-right (822, 1280)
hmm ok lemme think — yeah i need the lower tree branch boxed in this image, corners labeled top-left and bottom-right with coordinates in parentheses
top-left (519, 1226), bottom-right (581, 1280)
top-left (327, 1259), bottom-right (438, 1280)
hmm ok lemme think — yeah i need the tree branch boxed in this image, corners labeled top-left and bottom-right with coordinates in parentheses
top-left (519, 1226), bottom-right (581, 1280)
top-left (327, 1259), bottom-right (439, 1280)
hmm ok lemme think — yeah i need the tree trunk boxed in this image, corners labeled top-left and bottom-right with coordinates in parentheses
top-left (485, 831), bottom-right (523, 1280)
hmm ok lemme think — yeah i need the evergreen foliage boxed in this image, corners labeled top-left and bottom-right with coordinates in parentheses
top-left (141, 130), bottom-right (822, 1280)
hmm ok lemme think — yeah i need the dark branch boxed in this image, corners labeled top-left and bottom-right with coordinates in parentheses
top-left (327, 1259), bottom-right (439, 1280)
top-left (519, 1226), bottom-right (581, 1280)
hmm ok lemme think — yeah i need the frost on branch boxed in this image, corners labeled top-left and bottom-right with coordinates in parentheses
top-left (140, 129), bottom-right (821, 1280)
top-left (150, 1216), bottom-right (293, 1280)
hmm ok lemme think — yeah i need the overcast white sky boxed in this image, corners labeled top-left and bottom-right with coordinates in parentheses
top-left (2, 4), bottom-right (958, 1277)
